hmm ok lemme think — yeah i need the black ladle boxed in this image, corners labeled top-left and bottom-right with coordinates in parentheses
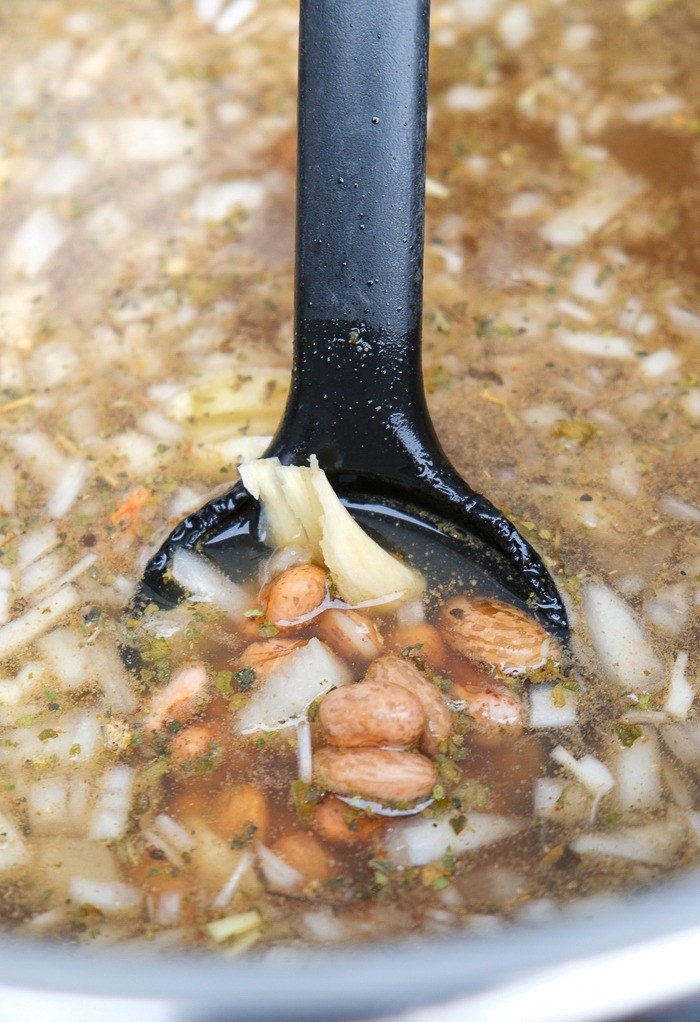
top-left (139, 0), bottom-right (568, 635)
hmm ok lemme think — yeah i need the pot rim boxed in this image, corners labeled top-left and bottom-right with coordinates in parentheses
top-left (2, 866), bottom-right (700, 1021)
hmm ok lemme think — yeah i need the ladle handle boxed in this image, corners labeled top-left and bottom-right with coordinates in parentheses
top-left (269, 0), bottom-right (438, 476)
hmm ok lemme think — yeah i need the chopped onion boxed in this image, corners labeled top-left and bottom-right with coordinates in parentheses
top-left (529, 683), bottom-right (578, 728)
top-left (0, 584), bottom-right (79, 659)
top-left (68, 877), bottom-right (141, 914)
top-left (235, 638), bottom-right (351, 734)
top-left (580, 580), bottom-right (664, 692)
top-left (44, 460), bottom-right (88, 518)
top-left (551, 745), bottom-right (614, 820)
top-left (571, 818), bottom-right (686, 867)
top-left (665, 652), bottom-right (695, 720)
top-left (88, 764), bottom-right (135, 841)
top-left (296, 719), bottom-right (313, 784)
top-left (0, 811), bottom-right (30, 872)
top-left (611, 728), bottom-right (662, 813)
top-left (385, 812), bottom-right (526, 868)
top-left (153, 814), bottom-right (196, 855)
top-left (257, 844), bottom-right (303, 893)
top-left (213, 850), bottom-right (255, 910)
top-left (170, 548), bottom-right (250, 618)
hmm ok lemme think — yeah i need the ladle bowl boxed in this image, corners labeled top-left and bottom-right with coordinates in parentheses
top-left (139, 0), bottom-right (567, 636)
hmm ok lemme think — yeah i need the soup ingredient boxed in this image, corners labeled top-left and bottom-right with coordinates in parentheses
top-left (315, 609), bottom-right (384, 661)
top-left (449, 679), bottom-right (524, 741)
top-left (318, 680), bottom-right (426, 748)
top-left (313, 747), bottom-right (439, 803)
top-left (235, 637), bottom-right (351, 733)
top-left (239, 457), bottom-right (425, 609)
top-left (259, 563), bottom-right (328, 630)
top-left (440, 596), bottom-right (559, 675)
top-left (364, 655), bottom-right (452, 754)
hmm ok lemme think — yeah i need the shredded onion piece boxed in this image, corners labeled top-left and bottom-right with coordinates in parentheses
top-left (170, 548), bottom-right (250, 617)
top-left (257, 844), bottom-right (303, 893)
top-left (665, 652), bottom-right (695, 720)
top-left (551, 745), bottom-right (614, 821)
top-left (213, 850), bottom-right (255, 910)
top-left (296, 719), bottom-right (313, 785)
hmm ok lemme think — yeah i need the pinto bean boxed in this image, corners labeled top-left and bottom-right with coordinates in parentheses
top-left (314, 796), bottom-right (385, 845)
top-left (391, 622), bottom-right (446, 670)
top-left (439, 595), bottom-right (559, 675)
top-left (170, 724), bottom-right (224, 768)
top-left (260, 563), bottom-right (328, 630)
top-left (145, 663), bottom-right (209, 731)
top-left (450, 677), bottom-right (524, 744)
top-left (238, 637), bottom-right (307, 675)
top-left (363, 654), bottom-right (451, 754)
top-left (209, 783), bottom-right (269, 845)
top-left (319, 680), bottom-right (425, 748)
top-left (313, 746), bottom-right (438, 804)
top-left (271, 831), bottom-right (333, 883)
top-left (315, 608), bottom-right (384, 662)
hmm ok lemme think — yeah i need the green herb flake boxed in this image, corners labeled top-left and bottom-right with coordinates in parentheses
top-left (69, 743), bottom-right (81, 758)
top-left (231, 821), bottom-right (258, 850)
top-left (142, 758), bottom-right (171, 784)
top-left (431, 876), bottom-right (449, 891)
top-left (291, 779), bottom-right (320, 822)
top-left (449, 813), bottom-right (467, 835)
top-left (214, 670), bottom-right (233, 696)
top-left (38, 728), bottom-right (59, 742)
top-left (615, 722), bottom-right (643, 748)
top-left (234, 667), bottom-right (256, 692)
top-left (259, 623), bottom-right (279, 638)
top-left (16, 715), bottom-right (33, 728)
top-left (243, 608), bottom-right (263, 618)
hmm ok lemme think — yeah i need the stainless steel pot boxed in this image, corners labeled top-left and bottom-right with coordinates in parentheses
top-left (2, 868), bottom-right (700, 1022)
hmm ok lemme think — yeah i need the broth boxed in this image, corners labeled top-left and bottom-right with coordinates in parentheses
top-left (0, 0), bottom-right (698, 954)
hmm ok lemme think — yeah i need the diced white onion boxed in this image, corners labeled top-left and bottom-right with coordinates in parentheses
top-left (18, 525), bottom-right (59, 569)
top-left (667, 305), bottom-right (700, 337)
top-left (659, 495), bottom-right (700, 524)
top-left (385, 813), bottom-right (526, 868)
top-left (640, 350), bottom-right (680, 377)
top-left (557, 330), bottom-right (633, 359)
top-left (236, 638), bottom-right (351, 734)
top-left (170, 548), bottom-right (250, 618)
top-left (44, 460), bottom-right (88, 518)
top-left (214, 0), bottom-right (258, 35)
top-left (257, 844), bottom-right (303, 893)
top-left (665, 652), bottom-right (695, 720)
top-left (152, 891), bottom-right (182, 927)
top-left (625, 95), bottom-right (683, 123)
top-left (0, 584), bottom-right (79, 659)
top-left (153, 814), bottom-right (197, 856)
top-left (529, 684), bottom-right (578, 729)
top-left (193, 180), bottom-right (264, 222)
top-left (498, 3), bottom-right (534, 49)
top-left (551, 745), bottom-right (614, 820)
top-left (571, 819), bottom-right (686, 867)
top-left (0, 812), bottom-right (30, 873)
top-left (296, 719), bottom-right (313, 784)
top-left (443, 84), bottom-right (498, 112)
top-left (611, 729), bottom-right (662, 813)
top-left (660, 718), bottom-right (700, 765)
top-left (89, 764), bottom-right (135, 841)
top-left (69, 877), bottom-right (141, 914)
top-left (580, 581), bottom-right (664, 692)
top-left (540, 173), bottom-right (644, 247)
top-left (213, 850), bottom-right (255, 909)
